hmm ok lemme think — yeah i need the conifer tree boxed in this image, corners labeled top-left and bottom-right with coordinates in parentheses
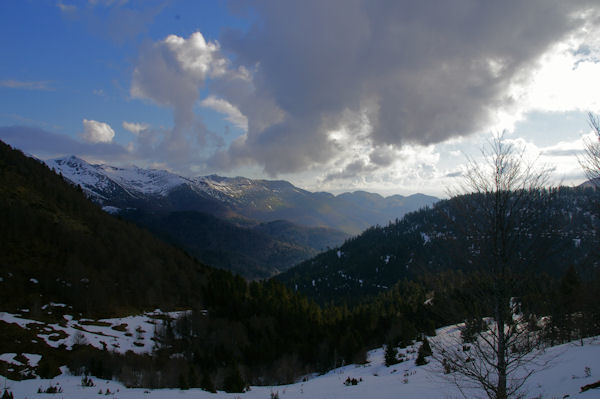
top-left (384, 343), bottom-right (398, 367)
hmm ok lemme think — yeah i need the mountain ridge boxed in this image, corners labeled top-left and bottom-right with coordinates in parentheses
top-left (46, 155), bottom-right (439, 235)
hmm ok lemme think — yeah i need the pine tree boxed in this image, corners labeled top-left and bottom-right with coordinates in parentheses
top-left (223, 366), bottom-right (245, 393)
top-left (415, 338), bottom-right (432, 366)
top-left (384, 344), bottom-right (398, 367)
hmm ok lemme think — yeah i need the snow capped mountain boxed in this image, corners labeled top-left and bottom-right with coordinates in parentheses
top-left (46, 156), bottom-right (296, 206)
top-left (45, 155), bottom-right (438, 234)
top-left (46, 156), bottom-right (191, 201)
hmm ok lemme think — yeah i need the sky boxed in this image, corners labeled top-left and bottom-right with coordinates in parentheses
top-left (1, 0), bottom-right (600, 197)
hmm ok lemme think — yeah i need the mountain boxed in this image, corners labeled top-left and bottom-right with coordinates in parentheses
top-left (44, 156), bottom-right (435, 278)
top-left (277, 186), bottom-right (600, 304)
top-left (120, 209), bottom-right (349, 279)
top-left (46, 156), bottom-right (233, 217)
top-left (0, 143), bottom-right (212, 317)
top-left (46, 156), bottom-right (438, 235)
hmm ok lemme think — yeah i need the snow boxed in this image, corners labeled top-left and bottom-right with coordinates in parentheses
top-left (41, 303), bottom-right (67, 310)
top-left (1, 334), bottom-right (599, 399)
top-left (46, 156), bottom-right (296, 206)
top-left (102, 205), bottom-right (121, 214)
top-left (0, 353), bottom-right (41, 367)
top-left (0, 310), bottom-right (187, 354)
top-left (421, 232), bottom-right (431, 244)
top-left (29, 278), bottom-right (38, 284)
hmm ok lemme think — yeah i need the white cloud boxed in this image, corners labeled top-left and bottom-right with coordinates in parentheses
top-left (131, 32), bottom-right (228, 108)
top-left (199, 96), bottom-right (248, 131)
top-left (81, 119), bottom-right (115, 143)
top-left (162, 33), bottom-right (227, 80)
top-left (130, 31), bottom-right (232, 137)
top-left (497, 19), bottom-right (600, 132)
top-left (122, 121), bottom-right (149, 135)
top-left (57, 1), bottom-right (76, 13)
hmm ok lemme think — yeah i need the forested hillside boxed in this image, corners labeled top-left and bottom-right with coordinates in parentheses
top-left (120, 210), bottom-right (348, 279)
top-left (278, 187), bottom-right (600, 304)
top-left (0, 141), bottom-right (210, 316)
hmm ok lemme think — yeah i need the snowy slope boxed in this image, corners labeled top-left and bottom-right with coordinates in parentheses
top-left (46, 156), bottom-right (191, 201)
top-left (1, 311), bottom-right (599, 399)
top-left (46, 156), bottom-right (305, 208)
top-left (0, 310), bottom-right (186, 355)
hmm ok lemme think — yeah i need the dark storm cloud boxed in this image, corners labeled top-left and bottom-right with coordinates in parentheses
top-left (214, 0), bottom-right (596, 174)
top-left (0, 126), bottom-right (129, 161)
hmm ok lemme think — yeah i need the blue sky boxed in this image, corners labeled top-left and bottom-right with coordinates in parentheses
top-left (1, 0), bottom-right (600, 197)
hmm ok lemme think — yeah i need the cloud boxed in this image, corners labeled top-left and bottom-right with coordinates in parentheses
top-left (324, 159), bottom-right (376, 182)
top-left (56, 1), bottom-right (77, 13)
top-left (210, 0), bottom-right (599, 176)
top-left (81, 119), bottom-right (115, 143)
top-left (131, 32), bottom-right (228, 130)
top-left (129, 32), bottom-right (244, 172)
top-left (0, 80), bottom-right (53, 91)
top-left (0, 125), bottom-right (128, 161)
top-left (199, 95), bottom-right (248, 131)
top-left (122, 121), bottom-right (149, 134)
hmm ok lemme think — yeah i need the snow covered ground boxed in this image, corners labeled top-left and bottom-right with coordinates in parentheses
top-left (1, 315), bottom-right (599, 399)
top-left (0, 309), bottom-right (186, 354)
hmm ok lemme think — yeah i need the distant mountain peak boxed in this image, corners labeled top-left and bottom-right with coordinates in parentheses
top-left (46, 156), bottom-right (439, 234)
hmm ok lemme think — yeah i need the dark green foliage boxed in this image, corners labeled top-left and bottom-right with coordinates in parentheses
top-left (201, 372), bottom-right (216, 393)
top-left (415, 337), bottom-right (432, 366)
top-left (421, 336), bottom-right (432, 356)
top-left (384, 344), bottom-right (398, 367)
top-left (1, 390), bottom-right (13, 399)
top-left (178, 373), bottom-right (188, 390)
top-left (223, 366), bottom-right (245, 393)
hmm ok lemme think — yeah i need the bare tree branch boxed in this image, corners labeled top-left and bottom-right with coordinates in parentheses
top-left (433, 133), bottom-right (552, 399)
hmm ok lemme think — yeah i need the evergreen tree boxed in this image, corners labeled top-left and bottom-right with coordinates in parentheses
top-left (384, 344), bottom-right (398, 367)
top-left (415, 337), bottom-right (432, 366)
top-left (223, 366), bottom-right (245, 393)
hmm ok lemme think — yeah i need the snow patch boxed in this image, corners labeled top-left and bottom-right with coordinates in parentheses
top-left (102, 206), bottom-right (121, 214)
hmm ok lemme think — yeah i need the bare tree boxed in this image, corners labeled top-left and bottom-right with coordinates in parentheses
top-left (434, 133), bottom-right (551, 399)
top-left (579, 112), bottom-right (600, 187)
